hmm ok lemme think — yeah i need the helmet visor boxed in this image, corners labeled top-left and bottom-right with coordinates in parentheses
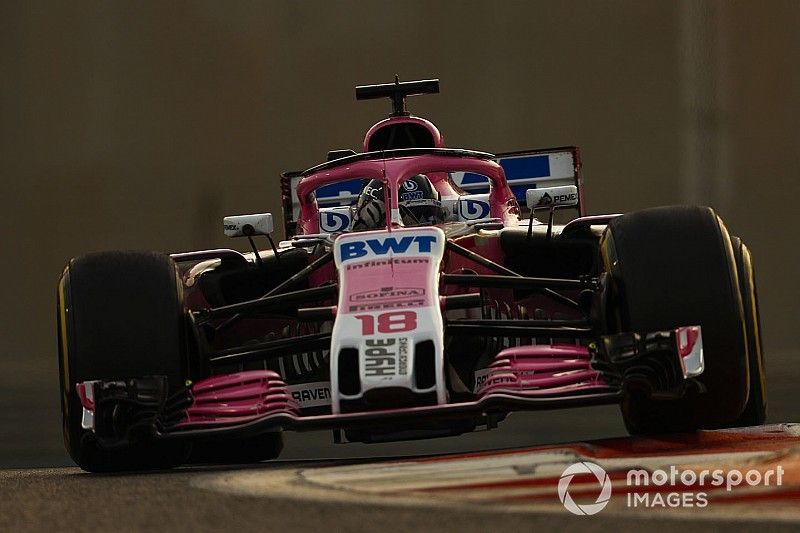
top-left (399, 198), bottom-right (446, 226)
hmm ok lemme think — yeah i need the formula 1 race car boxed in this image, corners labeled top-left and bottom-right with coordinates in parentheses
top-left (57, 78), bottom-right (766, 472)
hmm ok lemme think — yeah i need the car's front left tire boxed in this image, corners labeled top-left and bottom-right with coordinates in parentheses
top-left (601, 206), bottom-right (760, 434)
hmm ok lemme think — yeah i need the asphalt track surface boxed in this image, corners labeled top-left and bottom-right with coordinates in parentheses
top-left (2, 352), bottom-right (799, 532)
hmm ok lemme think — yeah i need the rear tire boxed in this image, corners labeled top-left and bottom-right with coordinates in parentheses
top-left (602, 206), bottom-right (752, 434)
top-left (58, 251), bottom-right (190, 472)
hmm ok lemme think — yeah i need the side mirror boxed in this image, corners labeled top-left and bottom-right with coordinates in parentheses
top-left (524, 185), bottom-right (579, 241)
top-left (223, 213), bottom-right (274, 237)
top-left (526, 185), bottom-right (579, 210)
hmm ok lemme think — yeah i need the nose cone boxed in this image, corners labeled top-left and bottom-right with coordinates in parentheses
top-left (329, 227), bottom-right (448, 413)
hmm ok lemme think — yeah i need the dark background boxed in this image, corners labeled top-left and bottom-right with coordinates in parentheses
top-left (2, 1), bottom-right (798, 466)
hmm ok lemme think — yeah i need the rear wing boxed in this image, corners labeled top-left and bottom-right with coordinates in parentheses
top-left (279, 146), bottom-right (583, 237)
top-left (451, 146), bottom-right (584, 217)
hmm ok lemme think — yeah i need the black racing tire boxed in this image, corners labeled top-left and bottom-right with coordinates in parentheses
top-left (57, 251), bottom-right (191, 472)
top-left (188, 433), bottom-right (284, 465)
top-left (601, 206), bottom-right (750, 434)
top-left (729, 236), bottom-right (767, 426)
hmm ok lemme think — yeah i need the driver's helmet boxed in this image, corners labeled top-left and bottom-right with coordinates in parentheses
top-left (398, 174), bottom-right (446, 226)
top-left (351, 175), bottom-right (446, 231)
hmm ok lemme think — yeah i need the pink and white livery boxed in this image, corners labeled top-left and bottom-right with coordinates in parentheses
top-left (57, 78), bottom-right (766, 472)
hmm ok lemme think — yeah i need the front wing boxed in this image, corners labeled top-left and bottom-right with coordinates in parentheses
top-left (75, 326), bottom-right (703, 447)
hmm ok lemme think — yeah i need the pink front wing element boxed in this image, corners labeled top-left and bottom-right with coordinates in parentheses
top-left (178, 370), bottom-right (299, 428)
top-left (477, 344), bottom-right (609, 397)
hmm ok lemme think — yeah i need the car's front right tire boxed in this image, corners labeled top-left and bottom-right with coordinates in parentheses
top-left (58, 251), bottom-right (190, 472)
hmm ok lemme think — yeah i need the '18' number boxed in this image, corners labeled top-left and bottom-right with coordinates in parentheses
top-left (355, 312), bottom-right (417, 335)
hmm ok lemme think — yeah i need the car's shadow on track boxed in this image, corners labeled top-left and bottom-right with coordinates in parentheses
top-left (66, 405), bottom-right (634, 476)
top-left (66, 454), bottom-right (434, 478)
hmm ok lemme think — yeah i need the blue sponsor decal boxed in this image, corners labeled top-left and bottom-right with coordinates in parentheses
top-left (458, 172), bottom-right (492, 191)
top-left (315, 179), bottom-right (366, 207)
top-left (340, 235), bottom-right (438, 261)
top-left (320, 210), bottom-right (351, 232)
top-left (454, 155), bottom-right (553, 199)
top-left (399, 190), bottom-right (423, 202)
top-left (459, 198), bottom-right (490, 220)
top-left (500, 155), bottom-right (550, 180)
top-left (511, 183), bottom-right (534, 200)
